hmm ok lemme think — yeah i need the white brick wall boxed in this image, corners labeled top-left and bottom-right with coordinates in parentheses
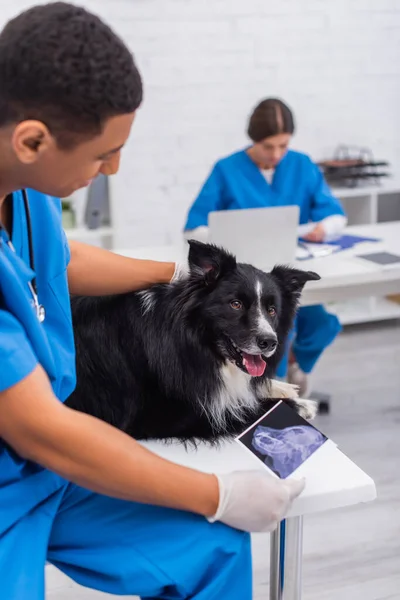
top-left (2, 0), bottom-right (400, 247)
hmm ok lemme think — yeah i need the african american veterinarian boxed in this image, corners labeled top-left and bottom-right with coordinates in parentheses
top-left (184, 98), bottom-right (346, 396)
top-left (0, 4), bottom-right (305, 599)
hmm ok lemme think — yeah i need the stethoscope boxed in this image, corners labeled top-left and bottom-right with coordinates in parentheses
top-left (0, 189), bottom-right (46, 323)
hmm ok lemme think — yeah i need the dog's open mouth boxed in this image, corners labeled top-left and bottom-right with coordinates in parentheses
top-left (241, 352), bottom-right (266, 377)
top-left (229, 339), bottom-right (267, 377)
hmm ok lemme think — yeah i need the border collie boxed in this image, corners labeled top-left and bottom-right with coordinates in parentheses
top-left (67, 241), bottom-right (320, 443)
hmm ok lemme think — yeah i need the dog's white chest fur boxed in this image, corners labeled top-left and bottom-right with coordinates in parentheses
top-left (209, 367), bottom-right (318, 429)
top-left (211, 363), bottom-right (259, 428)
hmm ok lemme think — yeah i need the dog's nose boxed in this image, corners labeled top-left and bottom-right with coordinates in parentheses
top-left (256, 335), bottom-right (278, 353)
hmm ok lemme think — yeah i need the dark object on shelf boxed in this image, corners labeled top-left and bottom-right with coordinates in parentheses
top-left (84, 174), bottom-right (110, 230)
top-left (318, 145), bottom-right (390, 188)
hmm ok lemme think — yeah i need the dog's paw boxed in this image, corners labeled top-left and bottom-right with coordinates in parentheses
top-left (293, 398), bottom-right (318, 420)
top-left (269, 379), bottom-right (299, 400)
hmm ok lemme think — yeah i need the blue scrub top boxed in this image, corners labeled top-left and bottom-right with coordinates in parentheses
top-left (0, 190), bottom-right (75, 506)
top-left (184, 149), bottom-right (345, 230)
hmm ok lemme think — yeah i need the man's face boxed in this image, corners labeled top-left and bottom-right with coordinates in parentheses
top-left (11, 112), bottom-right (135, 198)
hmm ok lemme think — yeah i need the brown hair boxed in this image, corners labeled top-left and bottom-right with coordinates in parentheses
top-left (247, 98), bottom-right (295, 143)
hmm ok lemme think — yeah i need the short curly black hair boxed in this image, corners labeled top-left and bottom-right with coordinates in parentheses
top-left (0, 2), bottom-right (143, 148)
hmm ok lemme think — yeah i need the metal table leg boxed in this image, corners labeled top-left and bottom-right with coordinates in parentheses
top-left (269, 516), bottom-right (304, 600)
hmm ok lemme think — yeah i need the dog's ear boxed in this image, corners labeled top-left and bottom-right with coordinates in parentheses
top-left (271, 265), bottom-right (320, 293)
top-left (187, 240), bottom-right (236, 285)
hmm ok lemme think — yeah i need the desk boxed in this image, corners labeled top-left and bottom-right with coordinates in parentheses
top-left (115, 221), bottom-right (400, 325)
top-left (142, 439), bottom-right (376, 600)
top-left (299, 222), bottom-right (400, 311)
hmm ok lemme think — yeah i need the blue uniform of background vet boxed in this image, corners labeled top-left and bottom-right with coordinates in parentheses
top-left (184, 149), bottom-right (343, 377)
top-left (0, 190), bottom-right (251, 600)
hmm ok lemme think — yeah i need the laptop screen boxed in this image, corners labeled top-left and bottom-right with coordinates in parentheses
top-left (208, 206), bottom-right (299, 270)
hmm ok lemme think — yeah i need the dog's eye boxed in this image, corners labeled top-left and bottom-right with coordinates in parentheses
top-left (230, 300), bottom-right (243, 310)
top-left (267, 306), bottom-right (277, 317)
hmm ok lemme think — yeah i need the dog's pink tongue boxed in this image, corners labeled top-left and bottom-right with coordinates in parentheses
top-left (242, 353), bottom-right (266, 377)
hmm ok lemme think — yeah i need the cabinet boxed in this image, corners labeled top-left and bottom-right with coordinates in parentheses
top-left (329, 180), bottom-right (400, 325)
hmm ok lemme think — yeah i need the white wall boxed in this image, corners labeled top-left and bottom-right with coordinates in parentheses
top-left (2, 0), bottom-right (400, 247)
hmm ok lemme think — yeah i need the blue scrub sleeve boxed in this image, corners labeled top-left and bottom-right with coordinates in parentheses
top-left (184, 163), bottom-right (227, 230)
top-left (0, 309), bottom-right (38, 392)
top-left (308, 161), bottom-right (345, 222)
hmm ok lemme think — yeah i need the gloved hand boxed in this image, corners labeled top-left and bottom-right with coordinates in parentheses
top-left (171, 262), bottom-right (189, 283)
top-left (208, 470), bottom-right (305, 532)
top-left (172, 227), bottom-right (210, 282)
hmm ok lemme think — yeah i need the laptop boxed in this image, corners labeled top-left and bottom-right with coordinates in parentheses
top-left (208, 205), bottom-right (299, 271)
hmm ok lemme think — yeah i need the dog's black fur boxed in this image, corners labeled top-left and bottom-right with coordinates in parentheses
top-left (67, 241), bottom-right (320, 443)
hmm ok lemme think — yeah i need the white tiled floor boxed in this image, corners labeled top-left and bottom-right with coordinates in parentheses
top-left (43, 321), bottom-right (400, 598)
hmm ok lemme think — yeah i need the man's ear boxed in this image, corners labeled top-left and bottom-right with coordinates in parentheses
top-left (11, 120), bottom-right (54, 164)
top-left (187, 240), bottom-right (237, 285)
top-left (271, 265), bottom-right (320, 293)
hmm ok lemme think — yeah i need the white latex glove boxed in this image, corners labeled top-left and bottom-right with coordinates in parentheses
top-left (208, 470), bottom-right (305, 532)
top-left (173, 228), bottom-right (210, 281)
top-left (171, 262), bottom-right (189, 282)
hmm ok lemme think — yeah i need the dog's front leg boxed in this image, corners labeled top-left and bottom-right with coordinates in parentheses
top-left (268, 379), bottom-right (299, 399)
top-left (256, 379), bottom-right (318, 420)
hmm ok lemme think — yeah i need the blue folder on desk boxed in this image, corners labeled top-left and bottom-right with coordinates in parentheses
top-left (323, 234), bottom-right (381, 250)
top-left (297, 234), bottom-right (381, 260)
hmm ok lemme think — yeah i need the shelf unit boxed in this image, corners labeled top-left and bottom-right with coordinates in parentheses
top-left (63, 183), bottom-right (115, 250)
top-left (330, 179), bottom-right (400, 326)
top-left (65, 226), bottom-right (115, 248)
